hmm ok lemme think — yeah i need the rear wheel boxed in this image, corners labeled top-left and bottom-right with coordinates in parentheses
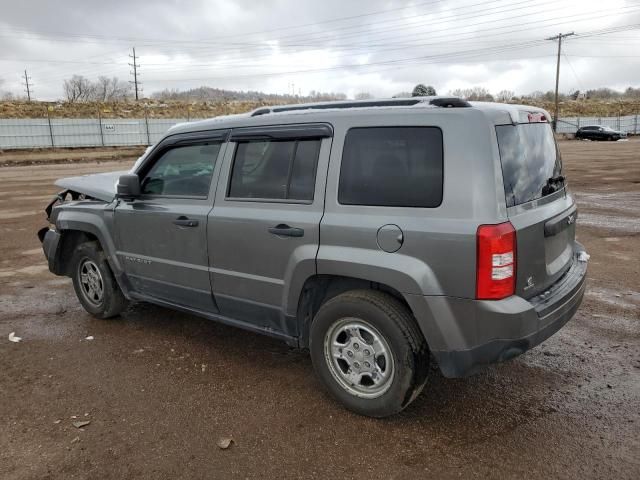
top-left (310, 290), bottom-right (429, 417)
top-left (71, 241), bottom-right (127, 319)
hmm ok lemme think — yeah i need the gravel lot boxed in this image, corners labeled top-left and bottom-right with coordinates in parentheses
top-left (1, 140), bottom-right (639, 479)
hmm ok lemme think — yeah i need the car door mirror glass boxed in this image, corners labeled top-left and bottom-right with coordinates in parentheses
top-left (116, 174), bottom-right (141, 199)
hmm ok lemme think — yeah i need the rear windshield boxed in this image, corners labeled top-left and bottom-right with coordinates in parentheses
top-left (496, 123), bottom-right (562, 207)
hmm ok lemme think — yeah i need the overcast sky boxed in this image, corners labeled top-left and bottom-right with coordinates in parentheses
top-left (1, 0), bottom-right (639, 100)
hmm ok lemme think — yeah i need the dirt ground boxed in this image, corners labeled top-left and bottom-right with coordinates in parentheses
top-left (0, 147), bottom-right (145, 167)
top-left (1, 140), bottom-right (638, 479)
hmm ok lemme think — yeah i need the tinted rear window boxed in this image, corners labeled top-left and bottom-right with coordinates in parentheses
top-left (338, 127), bottom-right (443, 207)
top-left (496, 123), bottom-right (562, 207)
top-left (228, 139), bottom-right (321, 201)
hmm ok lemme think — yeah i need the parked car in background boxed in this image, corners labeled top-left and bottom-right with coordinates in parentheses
top-left (38, 97), bottom-right (588, 417)
top-left (575, 125), bottom-right (627, 141)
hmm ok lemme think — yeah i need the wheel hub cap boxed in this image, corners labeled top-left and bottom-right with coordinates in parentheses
top-left (79, 259), bottom-right (104, 306)
top-left (324, 318), bottom-right (395, 399)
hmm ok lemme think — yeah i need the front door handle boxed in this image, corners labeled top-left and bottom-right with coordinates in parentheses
top-left (173, 216), bottom-right (199, 227)
top-left (268, 224), bottom-right (304, 237)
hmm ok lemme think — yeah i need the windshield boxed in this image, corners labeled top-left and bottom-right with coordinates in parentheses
top-left (496, 123), bottom-right (562, 207)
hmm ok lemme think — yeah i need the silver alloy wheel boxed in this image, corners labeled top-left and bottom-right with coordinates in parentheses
top-left (323, 317), bottom-right (395, 399)
top-left (78, 259), bottom-right (104, 306)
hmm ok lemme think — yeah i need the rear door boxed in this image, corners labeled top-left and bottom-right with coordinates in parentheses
top-left (114, 130), bottom-right (228, 312)
top-left (584, 126), bottom-right (598, 140)
top-left (208, 124), bottom-right (332, 335)
top-left (496, 120), bottom-right (576, 299)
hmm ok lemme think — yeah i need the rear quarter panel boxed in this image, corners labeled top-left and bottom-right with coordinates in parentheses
top-left (318, 109), bottom-right (507, 299)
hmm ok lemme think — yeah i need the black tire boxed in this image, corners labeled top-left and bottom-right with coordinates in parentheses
top-left (70, 241), bottom-right (127, 319)
top-left (310, 290), bottom-right (429, 417)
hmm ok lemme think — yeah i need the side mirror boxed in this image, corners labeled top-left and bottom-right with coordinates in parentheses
top-left (116, 174), bottom-right (141, 199)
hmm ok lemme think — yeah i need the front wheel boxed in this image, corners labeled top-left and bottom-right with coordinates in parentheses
top-left (310, 290), bottom-right (429, 417)
top-left (71, 241), bottom-right (127, 319)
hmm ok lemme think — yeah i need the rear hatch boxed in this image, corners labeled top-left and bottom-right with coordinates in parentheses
top-left (496, 120), bottom-right (576, 299)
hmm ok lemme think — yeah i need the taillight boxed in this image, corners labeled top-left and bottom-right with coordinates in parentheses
top-left (476, 222), bottom-right (516, 300)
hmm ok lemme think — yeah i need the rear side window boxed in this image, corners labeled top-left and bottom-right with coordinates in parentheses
top-left (228, 139), bottom-right (321, 201)
top-left (496, 123), bottom-right (562, 207)
top-left (338, 127), bottom-right (443, 207)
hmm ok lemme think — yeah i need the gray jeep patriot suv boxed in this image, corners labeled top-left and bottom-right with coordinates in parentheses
top-left (39, 97), bottom-right (588, 417)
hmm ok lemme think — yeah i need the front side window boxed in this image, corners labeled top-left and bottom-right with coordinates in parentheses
top-left (141, 143), bottom-right (221, 197)
top-left (338, 127), bottom-right (444, 207)
top-left (228, 139), bottom-right (321, 201)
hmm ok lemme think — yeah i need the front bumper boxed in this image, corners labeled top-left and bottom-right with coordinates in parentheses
top-left (407, 242), bottom-right (588, 377)
top-left (38, 227), bottom-right (65, 275)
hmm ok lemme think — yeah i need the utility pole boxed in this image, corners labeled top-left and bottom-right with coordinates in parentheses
top-left (129, 47), bottom-right (141, 101)
top-left (23, 69), bottom-right (33, 102)
top-left (547, 32), bottom-right (575, 131)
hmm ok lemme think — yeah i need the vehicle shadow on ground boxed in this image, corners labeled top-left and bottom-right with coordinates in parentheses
top-left (115, 299), bottom-right (568, 441)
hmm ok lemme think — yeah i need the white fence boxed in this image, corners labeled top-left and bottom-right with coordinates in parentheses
top-left (0, 117), bottom-right (187, 149)
top-left (0, 114), bottom-right (638, 149)
top-left (556, 114), bottom-right (639, 135)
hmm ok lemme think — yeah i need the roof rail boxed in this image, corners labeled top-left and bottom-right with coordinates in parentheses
top-left (251, 108), bottom-right (272, 116)
top-left (429, 97), bottom-right (472, 108)
top-left (250, 96), bottom-right (470, 116)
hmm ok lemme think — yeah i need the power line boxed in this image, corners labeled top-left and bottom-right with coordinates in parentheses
top-left (2, 11), bottom-right (639, 97)
top-left (562, 53), bottom-right (584, 93)
top-left (547, 32), bottom-right (575, 131)
top-left (0, 0), bottom-right (633, 53)
top-left (2, 15), bottom-right (637, 72)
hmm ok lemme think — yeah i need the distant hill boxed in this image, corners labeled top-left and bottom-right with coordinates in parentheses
top-left (151, 86), bottom-right (346, 103)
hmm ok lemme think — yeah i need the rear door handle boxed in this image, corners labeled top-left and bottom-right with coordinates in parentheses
top-left (268, 224), bottom-right (304, 237)
top-left (173, 216), bottom-right (199, 227)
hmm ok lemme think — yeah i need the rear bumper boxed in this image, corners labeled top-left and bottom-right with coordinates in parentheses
top-left (407, 242), bottom-right (588, 378)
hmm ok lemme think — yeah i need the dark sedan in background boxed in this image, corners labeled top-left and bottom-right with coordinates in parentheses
top-left (575, 125), bottom-right (628, 141)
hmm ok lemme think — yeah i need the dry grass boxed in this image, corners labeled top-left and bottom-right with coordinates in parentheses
top-left (0, 99), bottom-right (285, 119)
top-left (0, 98), bottom-right (638, 119)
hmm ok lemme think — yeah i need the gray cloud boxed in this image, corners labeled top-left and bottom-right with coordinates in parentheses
top-left (0, 0), bottom-right (639, 100)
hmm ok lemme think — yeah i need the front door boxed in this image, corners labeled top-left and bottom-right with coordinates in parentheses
top-left (114, 131), bottom-right (228, 312)
top-left (208, 124), bottom-right (332, 335)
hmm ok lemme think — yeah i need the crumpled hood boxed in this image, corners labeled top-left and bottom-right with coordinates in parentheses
top-left (55, 170), bottom-right (128, 202)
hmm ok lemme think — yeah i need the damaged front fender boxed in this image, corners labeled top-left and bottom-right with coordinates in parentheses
top-left (44, 190), bottom-right (71, 220)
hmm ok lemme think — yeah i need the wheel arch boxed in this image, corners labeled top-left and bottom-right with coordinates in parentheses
top-left (56, 229), bottom-right (99, 275)
top-left (55, 209), bottom-right (122, 272)
top-left (294, 274), bottom-right (421, 349)
top-left (53, 209), bottom-right (131, 297)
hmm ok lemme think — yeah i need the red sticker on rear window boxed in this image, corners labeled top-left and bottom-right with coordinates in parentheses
top-left (528, 113), bottom-right (547, 122)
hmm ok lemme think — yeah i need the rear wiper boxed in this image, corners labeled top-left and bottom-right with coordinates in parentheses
top-left (542, 175), bottom-right (565, 196)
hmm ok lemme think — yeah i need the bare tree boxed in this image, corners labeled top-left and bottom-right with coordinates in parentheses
top-left (63, 75), bottom-right (132, 102)
top-left (95, 76), bottom-right (131, 101)
top-left (354, 92), bottom-right (373, 100)
top-left (496, 90), bottom-right (515, 102)
top-left (63, 75), bottom-right (96, 102)
top-left (0, 78), bottom-right (12, 100)
top-left (450, 87), bottom-right (493, 101)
